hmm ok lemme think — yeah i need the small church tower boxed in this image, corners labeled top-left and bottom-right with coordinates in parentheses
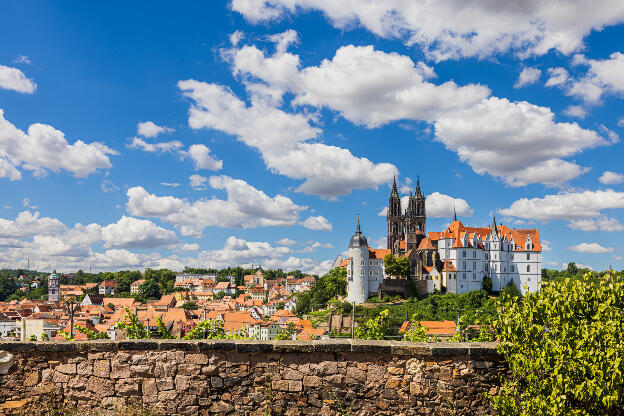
top-left (48, 270), bottom-right (60, 302)
top-left (347, 218), bottom-right (369, 304)
top-left (387, 176), bottom-right (404, 253)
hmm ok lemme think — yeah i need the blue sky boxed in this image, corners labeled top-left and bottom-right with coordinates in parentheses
top-left (1, 1), bottom-right (623, 274)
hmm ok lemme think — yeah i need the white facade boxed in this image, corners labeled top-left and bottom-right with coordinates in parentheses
top-left (346, 221), bottom-right (388, 304)
top-left (48, 272), bottom-right (60, 302)
top-left (437, 222), bottom-right (541, 295)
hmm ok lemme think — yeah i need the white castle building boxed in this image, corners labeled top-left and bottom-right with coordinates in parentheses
top-left (342, 181), bottom-right (542, 304)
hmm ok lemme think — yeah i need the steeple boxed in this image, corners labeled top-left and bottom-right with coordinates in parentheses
top-left (350, 215), bottom-right (368, 248)
top-left (453, 204), bottom-right (457, 222)
top-left (492, 216), bottom-right (498, 236)
top-left (391, 174), bottom-right (399, 197)
top-left (415, 175), bottom-right (421, 197)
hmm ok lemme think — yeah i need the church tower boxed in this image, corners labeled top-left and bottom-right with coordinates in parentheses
top-left (413, 177), bottom-right (426, 234)
top-left (48, 270), bottom-right (60, 302)
top-left (405, 176), bottom-right (427, 250)
top-left (387, 176), bottom-right (403, 253)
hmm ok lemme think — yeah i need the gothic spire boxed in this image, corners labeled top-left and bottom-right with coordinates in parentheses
top-left (453, 204), bottom-right (457, 222)
top-left (415, 175), bottom-right (422, 197)
top-left (492, 215), bottom-right (498, 236)
top-left (356, 214), bottom-right (361, 233)
top-left (391, 174), bottom-right (399, 198)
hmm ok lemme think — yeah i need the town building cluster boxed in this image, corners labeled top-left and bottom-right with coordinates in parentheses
top-left (341, 178), bottom-right (542, 304)
top-left (0, 270), bottom-right (324, 341)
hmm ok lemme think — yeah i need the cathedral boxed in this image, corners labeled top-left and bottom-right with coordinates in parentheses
top-left (343, 177), bottom-right (542, 304)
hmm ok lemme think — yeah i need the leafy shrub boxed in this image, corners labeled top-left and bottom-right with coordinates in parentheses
top-left (491, 272), bottom-right (624, 415)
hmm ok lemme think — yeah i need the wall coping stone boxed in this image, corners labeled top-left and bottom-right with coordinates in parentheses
top-left (0, 340), bottom-right (500, 357)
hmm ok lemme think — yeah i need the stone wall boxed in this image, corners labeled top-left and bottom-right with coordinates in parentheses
top-left (0, 340), bottom-right (506, 415)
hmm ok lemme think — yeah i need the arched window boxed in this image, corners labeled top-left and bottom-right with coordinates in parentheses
top-left (527, 253), bottom-right (531, 260)
top-left (527, 265), bottom-right (530, 272)
top-left (392, 223), bottom-right (398, 233)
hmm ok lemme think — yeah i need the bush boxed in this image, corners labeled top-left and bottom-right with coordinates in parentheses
top-left (491, 272), bottom-right (624, 415)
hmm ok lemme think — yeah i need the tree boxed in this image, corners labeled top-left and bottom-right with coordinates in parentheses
top-left (116, 307), bottom-right (151, 339)
top-left (481, 276), bottom-right (493, 293)
top-left (402, 323), bottom-right (429, 342)
top-left (182, 301), bottom-right (198, 310)
top-left (501, 281), bottom-right (521, 299)
top-left (491, 272), bottom-right (624, 415)
top-left (0, 274), bottom-right (18, 301)
top-left (136, 280), bottom-right (161, 301)
top-left (355, 309), bottom-right (391, 340)
top-left (214, 291), bottom-right (226, 300)
top-left (275, 322), bottom-right (297, 340)
top-left (383, 253), bottom-right (411, 278)
top-left (294, 268), bottom-right (347, 315)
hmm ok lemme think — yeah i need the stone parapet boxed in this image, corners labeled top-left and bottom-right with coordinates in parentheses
top-left (0, 340), bottom-right (505, 415)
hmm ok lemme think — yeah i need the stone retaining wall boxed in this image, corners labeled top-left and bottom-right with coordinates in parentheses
top-left (0, 340), bottom-right (506, 415)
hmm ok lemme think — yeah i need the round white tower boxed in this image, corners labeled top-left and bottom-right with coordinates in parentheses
top-left (347, 218), bottom-right (369, 304)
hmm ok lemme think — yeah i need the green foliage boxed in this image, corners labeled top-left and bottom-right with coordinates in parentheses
top-left (501, 281), bottom-right (522, 299)
top-left (383, 253), bottom-right (412, 278)
top-left (482, 276), bottom-right (493, 293)
top-left (136, 280), bottom-right (162, 301)
top-left (355, 309), bottom-right (391, 340)
top-left (491, 272), bottom-right (624, 415)
top-left (0, 274), bottom-right (18, 301)
top-left (295, 268), bottom-right (347, 315)
top-left (27, 334), bottom-right (37, 341)
top-left (182, 319), bottom-right (247, 340)
top-left (40, 333), bottom-right (49, 341)
top-left (73, 324), bottom-right (110, 339)
top-left (402, 323), bottom-right (429, 342)
top-left (155, 316), bottom-right (174, 339)
top-left (214, 291), bottom-right (226, 300)
top-left (181, 301), bottom-right (198, 310)
top-left (275, 322), bottom-right (297, 340)
top-left (116, 307), bottom-right (151, 339)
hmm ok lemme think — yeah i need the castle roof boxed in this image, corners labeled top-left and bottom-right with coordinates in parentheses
top-left (369, 248), bottom-right (391, 259)
top-left (441, 220), bottom-right (541, 252)
top-left (417, 238), bottom-right (435, 250)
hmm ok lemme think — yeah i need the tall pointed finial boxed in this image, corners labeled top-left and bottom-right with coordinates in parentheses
top-left (415, 174), bottom-right (421, 196)
top-left (492, 215), bottom-right (498, 236)
top-left (356, 214), bottom-right (361, 233)
top-left (391, 174), bottom-right (399, 197)
top-left (453, 204), bottom-right (457, 222)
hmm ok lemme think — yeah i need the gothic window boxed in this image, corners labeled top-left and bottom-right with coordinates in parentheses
top-left (511, 265), bottom-right (514, 272)
top-left (473, 261), bottom-right (476, 270)
top-left (473, 274), bottom-right (476, 280)
top-left (485, 253), bottom-right (489, 260)
top-left (527, 253), bottom-right (530, 260)
top-left (361, 270), bottom-right (364, 276)
top-left (527, 265), bottom-right (530, 272)
top-left (369, 271), bottom-right (373, 276)
top-left (369, 261), bottom-right (373, 266)
top-left (462, 261), bottom-right (466, 269)
top-left (361, 260), bottom-right (364, 266)
top-left (392, 223), bottom-right (398, 233)
top-left (485, 264), bottom-right (489, 272)
top-left (462, 250), bottom-right (466, 257)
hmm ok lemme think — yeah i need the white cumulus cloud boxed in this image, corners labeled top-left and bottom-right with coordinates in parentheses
top-left (514, 67), bottom-right (541, 88)
top-left (301, 215), bottom-right (332, 231)
top-left (0, 110), bottom-right (116, 180)
top-left (569, 242), bottom-right (614, 253)
top-left (0, 65), bottom-right (36, 93)
top-left (231, 0), bottom-right (624, 61)
top-left (599, 171), bottom-right (624, 185)
top-left (137, 121), bottom-right (174, 138)
top-left (126, 176), bottom-right (308, 236)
